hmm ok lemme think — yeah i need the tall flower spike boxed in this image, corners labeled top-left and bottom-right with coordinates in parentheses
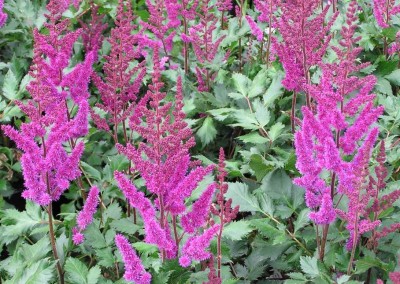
top-left (294, 1), bottom-right (386, 255)
top-left (372, 0), bottom-right (400, 28)
top-left (116, 48), bottom-right (217, 261)
top-left (72, 186), bottom-right (100, 245)
top-left (1, 0), bottom-right (93, 205)
top-left (273, 0), bottom-right (338, 93)
top-left (186, 0), bottom-right (227, 91)
top-left (92, 0), bottom-right (146, 143)
top-left (179, 224), bottom-right (220, 267)
top-left (115, 234), bottom-right (152, 284)
top-left (0, 0), bottom-right (7, 27)
top-left (79, 3), bottom-right (107, 60)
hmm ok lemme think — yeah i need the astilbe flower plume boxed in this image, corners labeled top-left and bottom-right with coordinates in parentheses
top-left (141, 0), bottom-right (178, 53)
top-left (79, 3), bottom-right (107, 60)
top-left (115, 234), bottom-right (152, 284)
top-left (184, 0), bottom-right (227, 91)
top-left (372, 0), bottom-right (400, 28)
top-left (72, 186), bottom-right (100, 245)
top-left (1, 1), bottom-right (94, 206)
top-left (115, 48), bottom-right (217, 271)
top-left (0, 0), bottom-right (7, 27)
top-left (254, 0), bottom-right (277, 23)
top-left (294, 1), bottom-right (384, 252)
top-left (91, 0), bottom-right (146, 143)
top-left (273, 0), bottom-right (338, 94)
top-left (209, 148), bottom-right (239, 280)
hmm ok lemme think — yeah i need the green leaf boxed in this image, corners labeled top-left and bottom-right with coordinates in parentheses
top-left (80, 161), bottom-right (102, 181)
top-left (223, 220), bottom-right (253, 240)
top-left (385, 69), bottom-right (400, 86)
top-left (2, 69), bottom-right (19, 100)
top-left (237, 132), bottom-right (270, 144)
top-left (232, 73), bottom-right (251, 96)
top-left (87, 265), bottom-right (101, 284)
top-left (264, 73), bottom-right (284, 106)
top-left (20, 237), bottom-right (51, 265)
top-left (197, 117), bottom-right (217, 146)
top-left (293, 209), bottom-right (311, 233)
top-left (95, 247), bottom-right (115, 268)
top-left (268, 122), bottom-right (285, 141)
top-left (253, 99), bottom-right (270, 127)
top-left (300, 256), bottom-right (319, 278)
top-left (249, 154), bottom-right (272, 181)
top-left (103, 202), bottom-right (122, 222)
top-left (18, 260), bottom-right (55, 284)
top-left (65, 257), bottom-right (89, 284)
top-left (225, 182), bottom-right (259, 213)
top-left (231, 109), bottom-right (259, 130)
top-left (111, 218), bottom-right (140, 235)
top-left (355, 255), bottom-right (391, 274)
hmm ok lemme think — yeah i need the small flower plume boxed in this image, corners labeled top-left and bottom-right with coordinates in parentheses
top-left (185, 0), bottom-right (227, 91)
top-left (141, 0), bottom-right (178, 52)
top-left (273, 0), bottom-right (338, 93)
top-left (372, 0), bottom-right (400, 28)
top-left (246, 16), bottom-right (263, 41)
top-left (116, 48), bottom-right (216, 260)
top-left (254, 0), bottom-right (277, 23)
top-left (115, 234), bottom-right (152, 284)
top-left (1, 1), bottom-right (94, 205)
top-left (0, 0), bottom-right (7, 27)
top-left (72, 186), bottom-right (100, 245)
top-left (91, 0), bottom-right (146, 143)
top-left (217, 0), bottom-right (232, 12)
top-left (79, 3), bottom-right (107, 60)
top-left (179, 224), bottom-right (220, 267)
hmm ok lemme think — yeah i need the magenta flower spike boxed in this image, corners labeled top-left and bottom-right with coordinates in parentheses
top-left (372, 0), bottom-right (400, 28)
top-left (72, 186), bottom-right (100, 245)
top-left (1, 0), bottom-right (94, 206)
top-left (91, 0), bottom-right (146, 143)
top-left (115, 234), bottom-right (152, 284)
top-left (0, 0), bottom-right (7, 27)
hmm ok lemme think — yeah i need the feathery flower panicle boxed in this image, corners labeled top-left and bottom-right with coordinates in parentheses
top-left (141, 0), bottom-right (178, 52)
top-left (79, 4), bottom-right (107, 60)
top-left (273, 0), bottom-right (338, 93)
top-left (254, 0), bottom-right (277, 23)
top-left (294, 1), bottom-right (389, 251)
top-left (115, 48), bottom-right (217, 263)
top-left (185, 0), bottom-right (227, 91)
top-left (115, 234), bottom-right (152, 284)
top-left (1, 1), bottom-right (93, 205)
top-left (246, 16), bottom-right (263, 41)
top-left (179, 224), bottom-right (220, 267)
top-left (372, 0), bottom-right (400, 28)
top-left (91, 0), bottom-right (146, 142)
top-left (0, 0), bottom-right (7, 27)
top-left (217, 0), bottom-right (232, 12)
top-left (72, 186), bottom-right (100, 245)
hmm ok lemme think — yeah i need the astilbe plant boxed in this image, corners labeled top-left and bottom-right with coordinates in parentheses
top-left (294, 1), bottom-right (385, 262)
top-left (184, 0), bottom-right (226, 91)
top-left (1, 1), bottom-right (94, 282)
top-left (91, 0), bottom-right (146, 144)
top-left (114, 48), bottom-right (219, 281)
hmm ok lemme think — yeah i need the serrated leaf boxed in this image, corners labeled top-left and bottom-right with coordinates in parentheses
top-left (103, 203), bottom-right (122, 222)
top-left (225, 182), bottom-right (259, 213)
top-left (87, 265), bottom-right (101, 284)
top-left (84, 224), bottom-right (107, 249)
top-left (110, 218), bottom-right (140, 235)
top-left (132, 242), bottom-right (158, 255)
top-left (294, 208), bottom-right (311, 233)
top-left (20, 237), bottom-right (51, 265)
top-left (80, 161), bottom-right (102, 181)
top-left (253, 99), bottom-right (270, 127)
top-left (197, 116), bottom-right (217, 146)
top-left (264, 73), bottom-right (284, 106)
top-left (385, 69), bottom-right (400, 86)
top-left (18, 260), bottom-right (55, 284)
top-left (268, 122), bottom-right (285, 141)
top-left (300, 256), bottom-right (319, 278)
top-left (232, 73), bottom-right (252, 96)
top-left (237, 132), bottom-right (270, 144)
top-left (95, 247), bottom-right (115, 268)
top-left (223, 220), bottom-right (253, 240)
top-left (2, 69), bottom-right (19, 100)
top-left (231, 109), bottom-right (259, 130)
top-left (65, 257), bottom-right (89, 284)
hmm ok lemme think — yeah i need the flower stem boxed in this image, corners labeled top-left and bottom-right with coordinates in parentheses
top-left (47, 203), bottom-right (64, 284)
